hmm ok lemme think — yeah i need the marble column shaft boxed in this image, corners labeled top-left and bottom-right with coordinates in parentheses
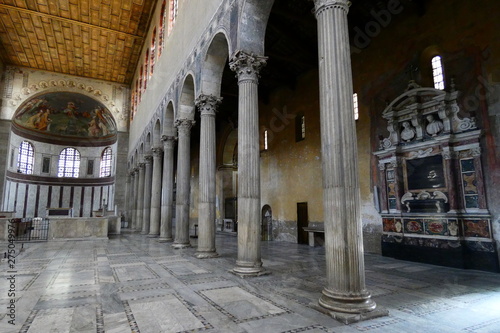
top-left (125, 173), bottom-right (131, 225)
top-left (229, 51), bottom-right (268, 276)
top-left (159, 135), bottom-right (176, 242)
top-left (314, 0), bottom-right (375, 314)
top-left (149, 148), bottom-right (163, 236)
top-left (135, 164), bottom-right (145, 231)
top-left (195, 94), bottom-right (221, 258)
top-left (142, 155), bottom-right (153, 235)
top-left (130, 170), bottom-right (137, 229)
top-left (173, 119), bottom-right (195, 248)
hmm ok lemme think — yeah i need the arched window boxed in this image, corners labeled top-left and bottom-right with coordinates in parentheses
top-left (159, 0), bottom-right (167, 56)
top-left (143, 50), bottom-right (149, 91)
top-left (58, 148), bottom-right (80, 178)
top-left (138, 67), bottom-right (143, 102)
top-left (100, 147), bottom-right (113, 177)
top-left (17, 141), bottom-right (34, 174)
top-left (150, 28), bottom-right (157, 77)
top-left (169, 0), bottom-right (179, 33)
top-left (432, 55), bottom-right (445, 90)
top-left (353, 93), bottom-right (359, 120)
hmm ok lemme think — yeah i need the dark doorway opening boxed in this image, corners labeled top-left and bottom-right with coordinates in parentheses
top-left (297, 202), bottom-right (309, 244)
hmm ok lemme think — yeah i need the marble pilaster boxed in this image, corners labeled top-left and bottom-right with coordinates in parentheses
top-left (159, 135), bottom-right (176, 242)
top-left (313, 0), bottom-right (380, 320)
top-left (195, 94), bottom-right (222, 259)
top-left (172, 119), bottom-right (195, 249)
top-left (149, 148), bottom-right (163, 237)
top-left (229, 51), bottom-right (268, 277)
top-left (135, 164), bottom-right (145, 232)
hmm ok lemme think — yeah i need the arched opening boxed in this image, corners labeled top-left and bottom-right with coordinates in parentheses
top-left (153, 120), bottom-right (161, 148)
top-left (261, 204), bottom-right (273, 241)
top-left (5, 92), bottom-right (118, 217)
top-left (179, 74), bottom-right (196, 120)
top-left (201, 32), bottom-right (230, 97)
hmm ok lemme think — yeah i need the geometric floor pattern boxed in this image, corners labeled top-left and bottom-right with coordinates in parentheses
top-left (1, 231), bottom-right (499, 332)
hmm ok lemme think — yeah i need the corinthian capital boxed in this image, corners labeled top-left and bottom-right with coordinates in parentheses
top-left (313, 0), bottom-right (350, 16)
top-left (229, 51), bottom-right (267, 83)
top-left (195, 94), bottom-right (222, 117)
top-left (151, 147), bottom-right (163, 157)
top-left (174, 119), bottom-right (195, 135)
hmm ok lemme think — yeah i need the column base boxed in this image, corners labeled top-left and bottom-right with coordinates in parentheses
top-left (194, 251), bottom-right (219, 259)
top-left (172, 242), bottom-right (191, 249)
top-left (317, 288), bottom-right (378, 316)
top-left (140, 231), bottom-right (149, 235)
top-left (229, 261), bottom-right (270, 278)
top-left (311, 302), bottom-right (388, 325)
top-left (157, 237), bottom-right (173, 243)
top-left (147, 234), bottom-right (159, 238)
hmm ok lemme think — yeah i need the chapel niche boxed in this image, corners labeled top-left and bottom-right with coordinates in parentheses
top-left (373, 80), bottom-right (498, 272)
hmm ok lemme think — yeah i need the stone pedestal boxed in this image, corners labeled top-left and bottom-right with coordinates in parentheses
top-left (159, 135), bottom-right (176, 242)
top-left (141, 155), bottom-right (153, 235)
top-left (313, 0), bottom-right (377, 316)
top-left (135, 163), bottom-right (145, 232)
top-left (172, 119), bottom-right (195, 249)
top-left (229, 51), bottom-right (269, 277)
top-left (149, 148), bottom-right (163, 237)
top-left (195, 94), bottom-right (221, 259)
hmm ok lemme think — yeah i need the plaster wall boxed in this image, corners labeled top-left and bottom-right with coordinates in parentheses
top-left (4, 132), bottom-right (118, 218)
top-left (0, 120), bottom-right (10, 206)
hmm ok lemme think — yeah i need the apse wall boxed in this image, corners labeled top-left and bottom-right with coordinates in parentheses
top-left (3, 131), bottom-right (117, 218)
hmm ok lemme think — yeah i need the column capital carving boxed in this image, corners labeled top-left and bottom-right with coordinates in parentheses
top-left (161, 135), bottom-right (177, 142)
top-left (144, 155), bottom-right (153, 163)
top-left (195, 94), bottom-right (222, 117)
top-left (151, 147), bottom-right (163, 157)
top-left (313, 0), bottom-right (350, 16)
top-left (138, 163), bottom-right (145, 169)
top-left (175, 119), bottom-right (195, 135)
top-left (229, 50), bottom-right (267, 84)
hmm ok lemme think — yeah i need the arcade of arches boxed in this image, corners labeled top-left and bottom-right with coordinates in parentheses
top-left (0, 0), bottom-right (499, 326)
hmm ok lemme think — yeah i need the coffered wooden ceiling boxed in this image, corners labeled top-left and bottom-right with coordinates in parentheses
top-left (0, 0), bottom-right (157, 84)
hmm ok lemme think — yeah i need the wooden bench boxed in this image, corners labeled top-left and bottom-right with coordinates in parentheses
top-left (303, 227), bottom-right (324, 247)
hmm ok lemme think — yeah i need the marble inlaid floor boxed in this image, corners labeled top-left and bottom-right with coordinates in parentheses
top-left (1, 232), bottom-right (499, 332)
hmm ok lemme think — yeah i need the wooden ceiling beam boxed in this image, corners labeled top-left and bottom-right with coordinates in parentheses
top-left (0, 3), bottom-right (144, 40)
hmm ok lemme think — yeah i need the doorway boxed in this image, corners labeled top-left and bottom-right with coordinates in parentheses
top-left (297, 202), bottom-right (309, 244)
top-left (261, 205), bottom-right (272, 241)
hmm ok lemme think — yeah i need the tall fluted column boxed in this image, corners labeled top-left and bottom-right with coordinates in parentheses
top-left (125, 173), bottom-right (131, 226)
top-left (172, 119), bottom-right (195, 249)
top-left (141, 155), bottom-right (153, 235)
top-left (135, 163), bottom-right (145, 231)
top-left (149, 148), bottom-right (163, 236)
top-left (159, 135), bottom-right (176, 242)
top-left (313, 0), bottom-right (378, 320)
top-left (229, 51), bottom-right (268, 277)
top-left (130, 169), bottom-right (138, 229)
top-left (195, 94), bottom-right (222, 259)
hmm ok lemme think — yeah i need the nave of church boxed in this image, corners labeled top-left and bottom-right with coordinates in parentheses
top-left (1, 232), bottom-right (499, 332)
